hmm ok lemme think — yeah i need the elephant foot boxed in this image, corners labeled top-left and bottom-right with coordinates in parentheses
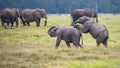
top-left (16, 26), bottom-right (18, 28)
top-left (80, 45), bottom-right (83, 48)
top-left (4, 26), bottom-right (9, 29)
top-left (104, 45), bottom-right (108, 48)
top-left (78, 43), bottom-right (83, 48)
top-left (11, 27), bottom-right (15, 29)
top-left (97, 45), bottom-right (100, 47)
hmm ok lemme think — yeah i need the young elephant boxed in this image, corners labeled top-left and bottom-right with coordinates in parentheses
top-left (48, 26), bottom-right (83, 48)
top-left (73, 16), bottom-right (109, 47)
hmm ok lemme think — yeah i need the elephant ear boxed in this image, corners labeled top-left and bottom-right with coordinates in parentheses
top-left (80, 16), bottom-right (90, 23)
top-left (48, 26), bottom-right (58, 37)
top-left (82, 16), bottom-right (90, 21)
top-left (48, 26), bottom-right (57, 33)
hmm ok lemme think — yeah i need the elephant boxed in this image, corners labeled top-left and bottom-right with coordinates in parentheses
top-left (0, 8), bottom-right (20, 28)
top-left (72, 16), bottom-right (109, 47)
top-left (71, 8), bottom-right (98, 25)
top-left (48, 25), bottom-right (83, 48)
top-left (20, 8), bottom-right (47, 27)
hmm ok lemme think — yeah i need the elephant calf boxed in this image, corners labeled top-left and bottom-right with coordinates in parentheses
top-left (48, 26), bottom-right (83, 48)
top-left (73, 16), bottom-right (109, 47)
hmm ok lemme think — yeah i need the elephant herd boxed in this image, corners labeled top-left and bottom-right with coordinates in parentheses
top-left (0, 8), bottom-right (115, 48)
top-left (0, 8), bottom-right (47, 28)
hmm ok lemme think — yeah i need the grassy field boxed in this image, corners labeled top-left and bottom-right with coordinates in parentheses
top-left (0, 14), bottom-right (120, 68)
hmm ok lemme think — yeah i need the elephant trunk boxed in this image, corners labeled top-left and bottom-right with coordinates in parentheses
top-left (71, 19), bottom-right (79, 26)
top-left (71, 22), bottom-right (74, 26)
top-left (16, 9), bottom-right (21, 17)
top-left (95, 12), bottom-right (98, 22)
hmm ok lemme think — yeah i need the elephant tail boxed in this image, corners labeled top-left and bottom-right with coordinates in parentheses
top-left (108, 39), bottom-right (117, 43)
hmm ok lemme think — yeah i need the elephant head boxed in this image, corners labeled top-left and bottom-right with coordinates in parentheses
top-left (89, 9), bottom-right (98, 22)
top-left (36, 8), bottom-right (47, 26)
top-left (40, 9), bottom-right (47, 19)
top-left (48, 26), bottom-right (57, 37)
top-left (71, 16), bottom-right (90, 26)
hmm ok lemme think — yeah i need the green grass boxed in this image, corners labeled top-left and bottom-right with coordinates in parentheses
top-left (68, 60), bottom-right (120, 68)
top-left (0, 14), bottom-right (120, 68)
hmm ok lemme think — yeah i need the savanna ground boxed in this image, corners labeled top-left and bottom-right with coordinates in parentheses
top-left (0, 14), bottom-right (120, 68)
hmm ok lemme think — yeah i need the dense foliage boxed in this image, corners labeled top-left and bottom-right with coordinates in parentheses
top-left (0, 0), bottom-right (120, 13)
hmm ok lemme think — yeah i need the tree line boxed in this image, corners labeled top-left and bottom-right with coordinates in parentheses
top-left (0, 0), bottom-right (120, 14)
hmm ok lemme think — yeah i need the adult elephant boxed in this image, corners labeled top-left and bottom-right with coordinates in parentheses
top-left (72, 16), bottom-right (109, 47)
top-left (20, 8), bottom-right (47, 27)
top-left (0, 8), bottom-right (20, 28)
top-left (71, 8), bottom-right (98, 25)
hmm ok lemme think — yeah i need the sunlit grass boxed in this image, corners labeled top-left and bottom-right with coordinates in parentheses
top-left (0, 14), bottom-right (120, 68)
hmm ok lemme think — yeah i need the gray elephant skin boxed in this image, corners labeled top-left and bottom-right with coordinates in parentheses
top-left (73, 16), bottom-right (109, 47)
top-left (71, 9), bottom-right (98, 25)
top-left (20, 8), bottom-right (47, 27)
top-left (0, 8), bottom-right (20, 28)
top-left (48, 26), bottom-right (83, 48)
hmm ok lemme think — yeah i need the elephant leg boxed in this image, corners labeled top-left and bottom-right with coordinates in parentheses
top-left (55, 36), bottom-right (61, 48)
top-left (11, 22), bottom-right (14, 29)
top-left (74, 44), bottom-right (78, 48)
top-left (96, 33), bottom-right (103, 47)
top-left (23, 22), bottom-right (26, 26)
top-left (1, 19), bottom-right (6, 27)
top-left (21, 18), bottom-right (26, 26)
top-left (103, 38), bottom-right (108, 48)
top-left (96, 40), bottom-right (101, 47)
top-left (44, 19), bottom-right (47, 26)
top-left (1, 22), bottom-right (5, 27)
top-left (73, 39), bottom-right (79, 48)
top-left (74, 42), bottom-right (82, 48)
top-left (36, 19), bottom-right (40, 27)
top-left (65, 41), bottom-right (71, 48)
top-left (37, 19), bottom-right (41, 27)
top-left (5, 22), bottom-right (10, 29)
top-left (16, 18), bottom-right (18, 28)
top-left (73, 43), bottom-right (79, 48)
top-left (26, 22), bottom-right (30, 26)
top-left (78, 43), bottom-right (83, 48)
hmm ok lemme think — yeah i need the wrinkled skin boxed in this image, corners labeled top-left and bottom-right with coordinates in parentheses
top-left (73, 16), bottom-right (109, 47)
top-left (48, 26), bottom-right (83, 48)
top-left (71, 9), bottom-right (98, 25)
top-left (20, 8), bottom-right (47, 27)
top-left (0, 8), bottom-right (20, 28)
